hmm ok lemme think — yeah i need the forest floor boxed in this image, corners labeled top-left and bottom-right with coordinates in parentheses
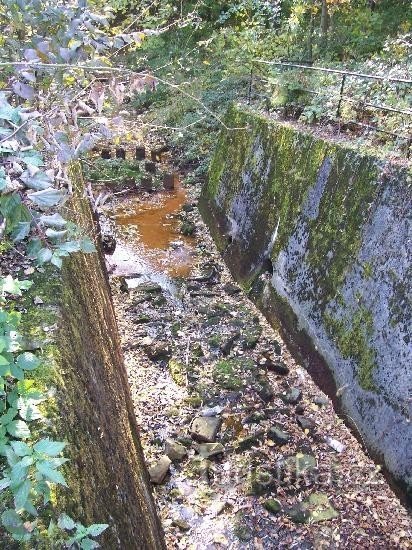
top-left (102, 153), bottom-right (412, 549)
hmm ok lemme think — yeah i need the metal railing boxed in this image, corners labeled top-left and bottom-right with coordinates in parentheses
top-left (247, 60), bottom-right (412, 157)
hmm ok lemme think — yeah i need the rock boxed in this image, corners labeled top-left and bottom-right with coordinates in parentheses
top-left (191, 416), bottom-right (221, 443)
top-left (136, 282), bottom-right (162, 294)
top-left (297, 415), bottom-right (316, 433)
top-left (271, 339), bottom-right (282, 356)
top-left (324, 436), bottom-right (345, 453)
top-left (222, 282), bottom-right (241, 296)
top-left (145, 160), bottom-right (156, 173)
top-left (314, 395), bottom-right (329, 407)
top-left (220, 331), bottom-right (240, 356)
top-left (200, 405), bottom-right (224, 417)
top-left (133, 314), bottom-right (151, 324)
top-left (263, 499), bottom-right (282, 514)
top-left (195, 442), bottom-right (224, 458)
top-left (135, 145), bottom-right (146, 160)
top-left (182, 203), bottom-right (195, 212)
top-left (256, 381), bottom-right (274, 402)
top-left (295, 404), bottom-right (305, 414)
top-left (186, 457), bottom-right (211, 479)
top-left (180, 220), bottom-right (196, 236)
top-left (148, 455), bottom-right (171, 484)
top-left (264, 357), bottom-right (289, 375)
top-left (163, 173), bottom-right (178, 190)
top-left (165, 439), bottom-right (187, 461)
top-left (145, 341), bottom-right (171, 361)
top-left (248, 466), bottom-right (276, 495)
top-left (286, 493), bottom-right (338, 524)
top-left (237, 431), bottom-right (265, 451)
top-left (282, 387), bottom-right (302, 404)
top-left (267, 425), bottom-right (290, 445)
top-left (284, 453), bottom-right (317, 475)
top-left (172, 517), bottom-right (190, 531)
top-left (243, 411), bottom-right (266, 424)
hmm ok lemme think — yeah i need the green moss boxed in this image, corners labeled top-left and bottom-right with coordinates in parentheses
top-left (324, 307), bottom-right (377, 391)
top-left (212, 357), bottom-right (255, 390)
top-left (168, 359), bottom-right (186, 386)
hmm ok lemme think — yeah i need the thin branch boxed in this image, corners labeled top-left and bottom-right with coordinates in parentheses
top-left (0, 61), bottom-right (246, 131)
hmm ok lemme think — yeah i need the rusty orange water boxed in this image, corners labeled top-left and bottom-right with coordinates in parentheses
top-left (114, 183), bottom-right (196, 277)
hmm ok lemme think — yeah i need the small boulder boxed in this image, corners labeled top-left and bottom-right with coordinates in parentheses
top-left (267, 425), bottom-right (290, 445)
top-left (165, 439), bottom-right (187, 462)
top-left (149, 455), bottom-right (171, 484)
top-left (263, 499), bottom-right (282, 514)
top-left (195, 442), bottom-right (224, 458)
top-left (237, 431), bottom-right (265, 452)
top-left (145, 341), bottom-right (171, 361)
top-left (297, 415), bottom-right (316, 433)
top-left (282, 387), bottom-right (302, 404)
top-left (191, 416), bottom-right (221, 443)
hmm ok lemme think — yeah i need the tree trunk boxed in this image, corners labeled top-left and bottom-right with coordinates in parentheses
top-left (320, 0), bottom-right (329, 49)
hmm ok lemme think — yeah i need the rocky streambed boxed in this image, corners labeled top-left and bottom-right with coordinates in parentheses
top-left (98, 158), bottom-right (411, 549)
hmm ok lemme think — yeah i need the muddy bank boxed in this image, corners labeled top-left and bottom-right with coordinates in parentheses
top-left (200, 104), bottom-right (412, 496)
top-left (21, 164), bottom-right (164, 549)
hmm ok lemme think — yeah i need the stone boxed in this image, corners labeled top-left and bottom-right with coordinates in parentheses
top-left (115, 147), bottom-right (126, 159)
top-left (163, 173), bottom-right (179, 190)
top-left (220, 331), bottom-right (240, 356)
top-left (190, 416), bottom-right (221, 443)
top-left (267, 425), bottom-right (290, 445)
top-left (145, 160), bottom-right (156, 173)
top-left (145, 341), bottom-right (171, 361)
top-left (186, 457), bottom-right (211, 479)
top-left (165, 439), bottom-right (187, 461)
top-left (264, 358), bottom-right (289, 375)
top-left (172, 517), bottom-right (190, 531)
top-left (135, 145), bottom-right (146, 160)
top-left (222, 282), bottom-right (241, 296)
top-left (101, 148), bottom-right (111, 159)
top-left (263, 499), bottom-right (282, 514)
top-left (237, 431), bottom-right (265, 452)
top-left (297, 415), bottom-right (316, 432)
top-left (314, 395), bottom-right (329, 407)
top-left (243, 411), bottom-right (266, 424)
top-left (256, 381), bottom-right (274, 403)
top-left (148, 455), bottom-right (171, 484)
top-left (195, 442), bottom-right (224, 458)
top-left (133, 314), bottom-right (151, 324)
top-left (180, 220), bottom-right (196, 236)
top-left (286, 493), bottom-right (338, 524)
top-left (282, 387), bottom-right (302, 404)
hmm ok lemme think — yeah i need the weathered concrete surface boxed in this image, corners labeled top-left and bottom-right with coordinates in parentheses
top-left (22, 164), bottom-right (165, 548)
top-left (200, 103), bottom-right (412, 495)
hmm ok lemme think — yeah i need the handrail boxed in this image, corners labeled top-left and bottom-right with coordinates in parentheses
top-left (247, 60), bottom-right (412, 157)
top-left (253, 59), bottom-right (412, 84)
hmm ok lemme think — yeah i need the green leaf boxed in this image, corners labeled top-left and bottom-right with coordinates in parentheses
top-left (1, 509), bottom-right (26, 536)
top-left (0, 336), bottom-right (6, 353)
top-left (7, 420), bottom-right (31, 439)
top-left (58, 513), bottom-right (76, 531)
top-left (34, 439), bottom-right (66, 456)
top-left (86, 523), bottom-right (109, 537)
top-left (10, 441), bottom-right (32, 457)
top-left (1, 407), bottom-right (18, 425)
top-left (0, 354), bottom-right (9, 366)
top-left (16, 352), bottom-right (40, 371)
top-left (21, 170), bottom-right (52, 191)
top-left (80, 538), bottom-right (100, 550)
top-left (17, 398), bottom-right (42, 421)
top-left (39, 213), bottom-right (67, 228)
top-left (22, 498), bottom-right (37, 517)
top-left (0, 476), bottom-right (10, 490)
top-left (10, 363), bottom-right (25, 381)
top-left (27, 187), bottom-right (66, 208)
top-left (58, 240), bottom-right (81, 253)
top-left (36, 461), bottom-right (68, 486)
top-left (11, 222), bottom-right (31, 242)
top-left (36, 248), bottom-right (53, 264)
top-left (80, 238), bottom-right (96, 253)
top-left (13, 479), bottom-right (31, 510)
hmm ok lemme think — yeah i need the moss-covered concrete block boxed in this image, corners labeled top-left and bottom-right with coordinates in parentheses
top-left (200, 103), bottom-right (412, 494)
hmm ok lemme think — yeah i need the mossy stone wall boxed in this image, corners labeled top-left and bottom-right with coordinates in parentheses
top-left (200, 104), bottom-right (412, 493)
top-left (22, 164), bottom-right (165, 549)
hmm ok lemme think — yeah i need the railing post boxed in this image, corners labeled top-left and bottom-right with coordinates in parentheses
top-left (247, 65), bottom-right (254, 105)
top-left (336, 73), bottom-right (346, 119)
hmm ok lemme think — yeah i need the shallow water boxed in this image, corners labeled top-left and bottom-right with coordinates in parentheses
top-left (113, 182), bottom-right (196, 279)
